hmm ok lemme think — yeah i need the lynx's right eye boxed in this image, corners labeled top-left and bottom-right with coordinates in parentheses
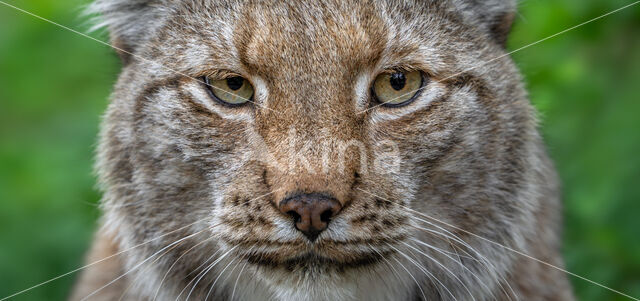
top-left (204, 76), bottom-right (254, 106)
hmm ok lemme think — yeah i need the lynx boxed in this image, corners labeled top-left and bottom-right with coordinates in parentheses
top-left (71, 0), bottom-right (575, 300)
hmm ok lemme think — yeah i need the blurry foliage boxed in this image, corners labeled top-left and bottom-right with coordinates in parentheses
top-left (0, 0), bottom-right (639, 300)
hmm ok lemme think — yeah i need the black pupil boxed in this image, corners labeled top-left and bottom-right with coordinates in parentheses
top-left (389, 72), bottom-right (406, 91)
top-left (226, 77), bottom-right (244, 91)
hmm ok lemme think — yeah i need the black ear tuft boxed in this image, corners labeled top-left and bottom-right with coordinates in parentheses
top-left (87, 0), bottom-right (169, 64)
top-left (450, 0), bottom-right (517, 47)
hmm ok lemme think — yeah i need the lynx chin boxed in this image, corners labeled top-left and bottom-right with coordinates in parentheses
top-left (71, 0), bottom-right (575, 300)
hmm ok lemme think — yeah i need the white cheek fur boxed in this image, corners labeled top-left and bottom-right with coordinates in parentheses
top-left (251, 76), bottom-right (270, 109)
top-left (354, 72), bottom-right (374, 112)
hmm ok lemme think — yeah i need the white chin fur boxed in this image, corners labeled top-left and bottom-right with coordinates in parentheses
top-left (243, 262), bottom-right (414, 301)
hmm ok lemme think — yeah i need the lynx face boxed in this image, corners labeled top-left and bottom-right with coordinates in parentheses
top-left (87, 0), bottom-right (573, 300)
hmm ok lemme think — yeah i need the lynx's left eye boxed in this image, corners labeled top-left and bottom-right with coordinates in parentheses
top-left (204, 76), bottom-right (254, 106)
top-left (372, 70), bottom-right (424, 107)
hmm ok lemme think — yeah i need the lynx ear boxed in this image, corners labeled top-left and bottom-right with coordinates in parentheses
top-left (87, 0), bottom-right (169, 64)
top-left (450, 0), bottom-right (517, 47)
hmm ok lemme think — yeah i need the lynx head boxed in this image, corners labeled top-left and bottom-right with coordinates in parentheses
top-left (92, 0), bottom-right (561, 300)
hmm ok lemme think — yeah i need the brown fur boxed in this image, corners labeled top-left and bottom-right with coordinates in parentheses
top-left (73, 0), bottom-right (575, 300)
top-left (70, 231), bottom-right (128, 300)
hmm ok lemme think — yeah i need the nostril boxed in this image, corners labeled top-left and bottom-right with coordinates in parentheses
top-left (287, 210), bottom-right (301, 223)
top-left (278, 193), bottom-right (343, 241)
top-left (320, 209), bottom-right (333, 223)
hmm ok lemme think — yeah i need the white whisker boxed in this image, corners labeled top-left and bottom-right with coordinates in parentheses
top-left (175, 245), bottom-right (237, 301)
top-left (118, 241), bottom-right (183, 301)
top-left (185, 250), bottom-right (221, 279)
top-left (230, 261), bottom-right (249, 301)
top-left (152, 236), bottom-right (215, 301)
top-left (183, 260), bottom-right (217, 301)
top-left (1, 215), bottom-right (213, 301)
top-left (387, 243), bottom-right (456, 301)
top-left (408, 214), bottom-right (518, 301)
top-left (408, 226), bottom-right (478, 262)
top-left (368, 244), bottom-right (405, 289)
top-left (386, 247), bottom-right (427, 301)
top-left (358, 188), bottom-right (519, 300)
top-left (80, 229), bottom-right (204, 301)
top-left (230, 246), bottom-right (255, 301)
top-left (1, 189), bottom-right (278, 300)
top-left (402, 241), bottom-right (475, 301)
top-left (410, 237), bottom-right (496, 300)
top-left (203, 257), bottom-right (238, 301)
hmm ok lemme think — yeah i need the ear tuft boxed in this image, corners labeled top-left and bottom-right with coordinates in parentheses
top-left (450, 0), bottom-right (517, 47)
top-left (87, 0), bottom-right (169, 63)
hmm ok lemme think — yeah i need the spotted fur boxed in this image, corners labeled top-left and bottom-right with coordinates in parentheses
top-left (72, 0), bottom-right (575, 300)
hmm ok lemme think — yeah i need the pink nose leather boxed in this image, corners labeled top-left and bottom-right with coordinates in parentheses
top-left (279, 193), bottom-right (342, 241)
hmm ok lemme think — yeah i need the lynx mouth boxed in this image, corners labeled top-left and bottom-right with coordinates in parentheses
top-left (242, 250), bottom-right (393, 270)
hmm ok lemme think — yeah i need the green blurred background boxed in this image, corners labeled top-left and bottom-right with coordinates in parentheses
top-left (0, 0), bottom-right (638, 300)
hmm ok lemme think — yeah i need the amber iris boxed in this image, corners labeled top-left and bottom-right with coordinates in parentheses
top-left (372, 70), bottom-right (423, 107)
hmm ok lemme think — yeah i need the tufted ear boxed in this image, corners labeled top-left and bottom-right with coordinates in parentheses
top-left (87, 0), bottom-right (170, 64)
top-left (450, 0), bottom-right (517, 47)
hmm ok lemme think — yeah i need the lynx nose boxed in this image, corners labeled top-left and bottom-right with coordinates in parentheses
top-left (279, 193), bottom-right (342, 241)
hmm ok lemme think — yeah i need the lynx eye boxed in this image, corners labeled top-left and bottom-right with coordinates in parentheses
top-left (372, 70), bottom-right (424, 107)
top-left (204, 76), bottom-right (254, 106)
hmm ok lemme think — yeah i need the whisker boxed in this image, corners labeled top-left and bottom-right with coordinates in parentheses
top-left (412, 214), bottom-right (518, 300)
top-left (118, 240), bottom-right (184, 301)
top-left (409, 216), bottom-right (518, 301)
top-left (448, 238), bottom-right (463, 265)
top-left (384, 245), bottom-right (427, 301)
top-left (185, 249), bottom-right (221, 279)
top-left (408, 226), bottom-right (478, 262)
top-left (357, 188), bottom-right (518, 300)
top-left (152, 236), bottom-right (215, 301)
top-left (410, 237), bottom-right (496, 299)
top-left (402, 241), bottom-right (475, 301)
top-left (2, 215), bottom-right (215, 301)
top-left (176, 260), bottom-right (216, 301)
top-left (409, 221), bottom-right (490, 275)
top-left (185, 258), bottom-right (222, 301)
top-left (203, 257), bottom-right (238, 301)
top-left (2, 190), bottom-right (281, 301)
top-left (80, 229), bottom-right (206, 301)
top-left (409, 216), bottom-right (504, 290)
top-left (214, 258), bottom-right (246, 299)
top-left (410, 213), bottom-right (487, 259)
top-left (99, 200), bottom-right (148, 209)
top-left (230, 246), bottom-right (255, 301)
top-left (175, 245), bottom-right (237, 301)
top-left (368, 244), bottom-right (409, 295)
top-left (387, 243), bottom-right (456, 301)
top-left (230, 261), bottom-right (249, 301)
